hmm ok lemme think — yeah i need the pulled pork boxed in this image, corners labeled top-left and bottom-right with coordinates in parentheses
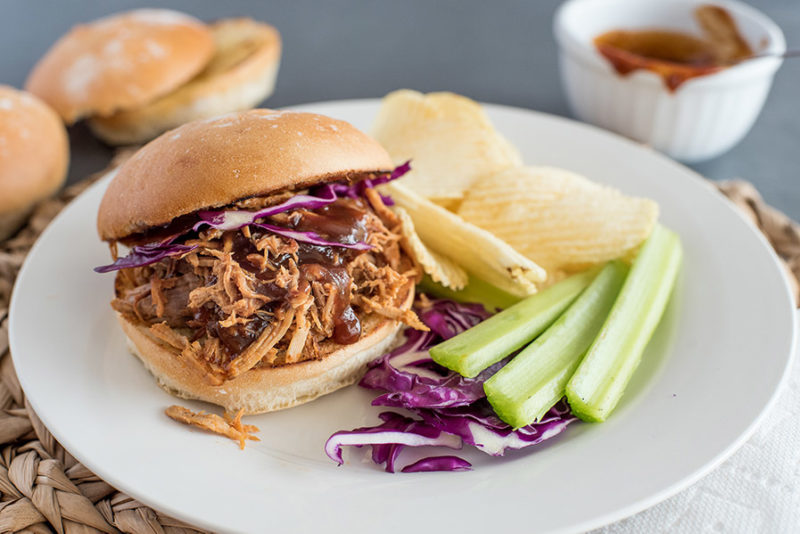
top-left (112, 189), bottom-right (423, 385)
top-left (165, 405), bottom-right (259, 450)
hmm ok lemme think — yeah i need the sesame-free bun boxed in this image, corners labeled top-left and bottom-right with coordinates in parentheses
top-left (25, 9), bottom-right (214, 124)
top-left (119, 306), bottom-right (406, 414)
top-left (97, 109), bottom-right (394, 240)
top-left (0, 86), bottom-right (69, 241)
top-left (88, 18), bottom-right (282, 145)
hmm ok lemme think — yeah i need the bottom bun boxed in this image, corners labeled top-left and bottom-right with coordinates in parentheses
top-left (119, 311), bottom-right (404, 415)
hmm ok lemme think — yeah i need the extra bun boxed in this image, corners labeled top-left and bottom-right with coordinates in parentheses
top-left (119, 308), bottom-right (405, 414)
top-left (88, 18), bottom-right (282, 145)
top-left (25, 9), bottom-right (213, 123)
top-left (97, 109), bottom-right (394, 240)
top-left (0, 86), bottom-right (69, 240)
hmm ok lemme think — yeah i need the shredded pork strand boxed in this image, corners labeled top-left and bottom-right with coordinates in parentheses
top-left (149, 322), bottom-right (189, 351)
top-left (229, 308), bottom-right (295, 374)
top-left (165, 405), bottom-right (259, 450)
top-left (112, 191), bottom-right (424, 385)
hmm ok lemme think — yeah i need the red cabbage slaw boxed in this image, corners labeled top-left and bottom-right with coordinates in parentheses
top-left (93, 241), bottom-right (198, 274)
top-left (324, 412), bottom-right (463, 473)
top-left (325, 298), bottom-right (577, 472)
top-left (95, 162), bottom-right (411, 273)
top-left (323, 160), bottom-right (410, 205)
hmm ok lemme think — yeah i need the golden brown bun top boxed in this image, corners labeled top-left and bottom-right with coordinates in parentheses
top-left (25, 9), bottom-right (214, 123)
top-left (97, 109), bottom-right (394, 240)
top-left (0, 86), bottom-right (69, 213)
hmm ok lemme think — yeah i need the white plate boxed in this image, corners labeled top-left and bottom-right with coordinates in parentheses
top-left (10, 100), bottom-right (796, 534)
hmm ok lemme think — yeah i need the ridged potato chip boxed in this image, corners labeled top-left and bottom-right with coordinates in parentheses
top-left (371, 90), bottom-right (521, 202)
top-left (384, 182), bottom-right (546, 297)
top-left (394, 206), bottom-right (469, 290)
top-left (457, 166), bottom-right (659, 276)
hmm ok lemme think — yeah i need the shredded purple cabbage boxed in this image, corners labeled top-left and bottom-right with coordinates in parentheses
top-left (369, 413), bottom-right (413, 473)
top-left (417, 299), bottom-right (491, 340)
top-left (325, 411), bottom-right (461, 472)
top-left (192, 183), bottom-right (371, 250)
top-left (93, 241), bottom-right (197, 273)
top-left (324, 297), bottom-right (577, 472)
top-left (320, 160), bottom-right (410, 206)
top-left (362, 350), bottom-right (506, 410)
top-left (417, 399), bottom-right (574, 456)
top-left (251, 222), bottom-right (372, 250)
top-left (192, 186), bottom-right (340, 233)
top-left (401, 456), bottom-right (472, 473)
top-left (95, 162), bottom-right (410, 273)
top-left (195, 161), bottom-right (410, 233)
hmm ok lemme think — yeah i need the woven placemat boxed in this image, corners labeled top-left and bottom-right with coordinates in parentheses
top-left (1, 164), bottom-right (798, 533)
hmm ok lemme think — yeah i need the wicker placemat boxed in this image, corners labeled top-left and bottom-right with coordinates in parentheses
top-left (1, 165), bottom-right (798, 533)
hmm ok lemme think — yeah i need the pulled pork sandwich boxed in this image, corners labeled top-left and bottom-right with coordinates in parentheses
top-left (95, 109), bottom-right (424, 414)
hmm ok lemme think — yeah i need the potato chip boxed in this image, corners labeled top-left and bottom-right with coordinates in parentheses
top-left (393, 207), bottom-right (468, 290)
top-left (384, 182), bottom-right (546, 297)
top-left (371, 90), bottom-right (521, 202)
top-left (429, 197), bottom-right (464, 212)
top-left (457, 166), bottom-right (659, 275)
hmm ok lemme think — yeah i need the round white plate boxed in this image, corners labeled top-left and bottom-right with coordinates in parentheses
top-left (10, 100), bottom-right (796, 534)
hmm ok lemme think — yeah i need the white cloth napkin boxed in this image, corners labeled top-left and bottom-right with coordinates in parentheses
top-left (596, 312), bottom-right (800, 534)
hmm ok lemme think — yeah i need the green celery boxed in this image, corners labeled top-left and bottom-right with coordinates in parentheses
top-left (566, 225), bottom-right (682, 422)
top-left (417, 274), bottom-right (521, 311)
top-left (484, 261), bottom-right (627, 428)
top-left (430, 269), bottom-right (597, 378)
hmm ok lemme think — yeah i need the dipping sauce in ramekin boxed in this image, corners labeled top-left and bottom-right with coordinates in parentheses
top-left (554, 0), bottom-right (785, 162)
top-left (594, 5), bottom-right (753, 91)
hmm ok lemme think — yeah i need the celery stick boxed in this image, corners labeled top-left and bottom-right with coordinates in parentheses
top-left (484, 262), bottom-right (627, 428)
top-left (430, 269), bottom-right (597, 378)
top-left (417, 274), bottom-right (521, 311)
top-left (566, 225), bottom-right (682, 422)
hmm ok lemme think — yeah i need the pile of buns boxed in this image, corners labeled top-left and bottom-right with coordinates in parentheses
top-left (26, 9), bottom-right (281, 145)
top-left (0, 8), bottom-right (281, 241)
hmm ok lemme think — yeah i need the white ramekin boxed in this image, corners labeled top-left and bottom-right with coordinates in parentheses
top-left (554, 0), bottom-right (785, 163)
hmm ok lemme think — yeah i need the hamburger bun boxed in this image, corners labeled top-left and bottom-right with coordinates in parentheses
top-left (25, 9), bottom-right (214, 123)
top-left (118, 290), bottom-right (410, 414)
top-left (0, 86), bottom-right (69, 241)
top-left (97, 109), bottom-right (394, 240)
top-left (89, 18), bottom-right (282, 145)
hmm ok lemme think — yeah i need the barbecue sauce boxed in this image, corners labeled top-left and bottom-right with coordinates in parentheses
top-left (595, 30), bottom-right (725, 91)
top-left (199, 309), bottom-right (273, 356)
top-left (301, 264), bottom-right (361, 344)
top-left (594, 5), bottom-right (753, 91)
top-left (294, 201), bottom-right (370, 246)
top-left (291, 199), bottom-right (369, 345)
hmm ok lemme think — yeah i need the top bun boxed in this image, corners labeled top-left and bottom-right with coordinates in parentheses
top-left (97, 109), bottom-right (394, 240)
top-left (0, 86), bottom-right (69, 239)
top-left (25, 9), bottom-right (214, 124)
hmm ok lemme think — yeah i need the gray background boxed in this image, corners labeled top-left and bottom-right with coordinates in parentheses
top-left (1, 0), bottom-right (798, 219)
